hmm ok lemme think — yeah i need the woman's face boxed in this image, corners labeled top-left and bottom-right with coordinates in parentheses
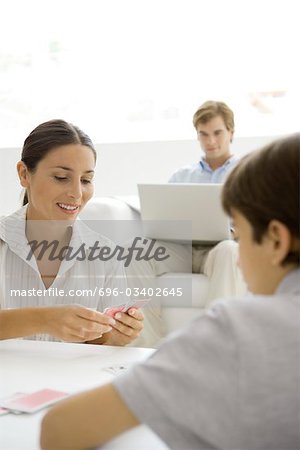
top-left (19, 144), bottom-right (95, 221)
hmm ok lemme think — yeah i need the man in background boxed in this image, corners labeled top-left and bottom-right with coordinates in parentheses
top-left (169, 100), bottom-right (245, 296)
top-left (127, 101), bottom-right (246, 347)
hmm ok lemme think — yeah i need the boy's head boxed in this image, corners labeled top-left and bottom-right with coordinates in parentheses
top-left (222, 133), bottom-right (300, 294)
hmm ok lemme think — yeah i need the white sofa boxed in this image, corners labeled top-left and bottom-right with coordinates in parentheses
top-left (80, 196), bottom-right (208, 338)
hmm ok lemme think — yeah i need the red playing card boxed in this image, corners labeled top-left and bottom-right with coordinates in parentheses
top-left (1, 389), bottom-right (68, 413)
top-left (104, 305), bottom-right (126, 317)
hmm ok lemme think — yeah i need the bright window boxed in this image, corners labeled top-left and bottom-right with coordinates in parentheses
top-left (0, 0), bottom-right (299, 147)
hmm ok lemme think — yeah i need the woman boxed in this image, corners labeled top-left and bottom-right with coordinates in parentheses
top-left (0, 119), bottom-right (143, 345)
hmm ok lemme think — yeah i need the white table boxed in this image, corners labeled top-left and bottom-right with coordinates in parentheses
top-left (0, 339), bottom-right (169, 449)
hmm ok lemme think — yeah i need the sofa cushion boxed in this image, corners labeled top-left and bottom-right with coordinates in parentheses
top-left (156, 273), bottom-right (209, 308)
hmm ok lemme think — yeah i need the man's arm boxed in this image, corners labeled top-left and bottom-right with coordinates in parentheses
top-left (40, 383), bottom-right (139, 450)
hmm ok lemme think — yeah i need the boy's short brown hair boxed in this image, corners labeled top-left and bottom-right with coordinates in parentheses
top-left (222, 133), bottom-right (300, 266)
top-left (193, 101), bottom-right (235, 132)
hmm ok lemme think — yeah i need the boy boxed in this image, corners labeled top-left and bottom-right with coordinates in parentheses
top-left (41, 133), bottom-right (300, 450)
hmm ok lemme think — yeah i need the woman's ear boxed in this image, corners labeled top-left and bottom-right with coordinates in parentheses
top-left (17, 161), bottom-right (30, 188)
top-left (267, 220), bottom-right (291, 266)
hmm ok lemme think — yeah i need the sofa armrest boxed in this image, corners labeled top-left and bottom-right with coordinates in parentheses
top-left (80, 196), bottom-right (140, 221)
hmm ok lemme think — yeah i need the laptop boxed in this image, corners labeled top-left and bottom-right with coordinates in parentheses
top-left (138, 183), bottom-right (231, 244)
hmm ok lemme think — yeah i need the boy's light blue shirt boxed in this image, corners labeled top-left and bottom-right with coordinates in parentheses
top-left (169, 155), bottom-right (239, 183)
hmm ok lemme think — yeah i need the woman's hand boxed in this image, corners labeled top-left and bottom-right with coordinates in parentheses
top-left (94, 308), bottom-right (144, 346)
top-left (43, 306), bottom-right (116, 342)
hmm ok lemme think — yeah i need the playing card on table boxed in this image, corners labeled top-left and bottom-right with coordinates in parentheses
top-left (0, 392), bottom-right (26, 415)
top-left (0, 389), bottom-right (68, 414)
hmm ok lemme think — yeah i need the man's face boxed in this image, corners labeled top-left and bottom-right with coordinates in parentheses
top-left (196, 115), bottom-right (233, 164)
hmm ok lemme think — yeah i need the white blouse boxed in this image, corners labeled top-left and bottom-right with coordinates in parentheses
top-left (0, 207), bottom-right (128, 340)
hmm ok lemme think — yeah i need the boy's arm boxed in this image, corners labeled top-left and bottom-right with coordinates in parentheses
top-left (40, 383), bottom-right (139, 450)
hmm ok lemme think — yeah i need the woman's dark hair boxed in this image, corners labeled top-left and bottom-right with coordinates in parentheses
top-left (21, 119), bottom-right (96, 205)
top-left (222, 133), bottom-right (300, 266)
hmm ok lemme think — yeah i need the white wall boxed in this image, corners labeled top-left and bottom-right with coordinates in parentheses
top-left (0, 135), bottom-right (278, 216)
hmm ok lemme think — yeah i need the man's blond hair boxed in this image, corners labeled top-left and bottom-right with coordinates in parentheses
top-left (193, 100), bottom-right (234, 132)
